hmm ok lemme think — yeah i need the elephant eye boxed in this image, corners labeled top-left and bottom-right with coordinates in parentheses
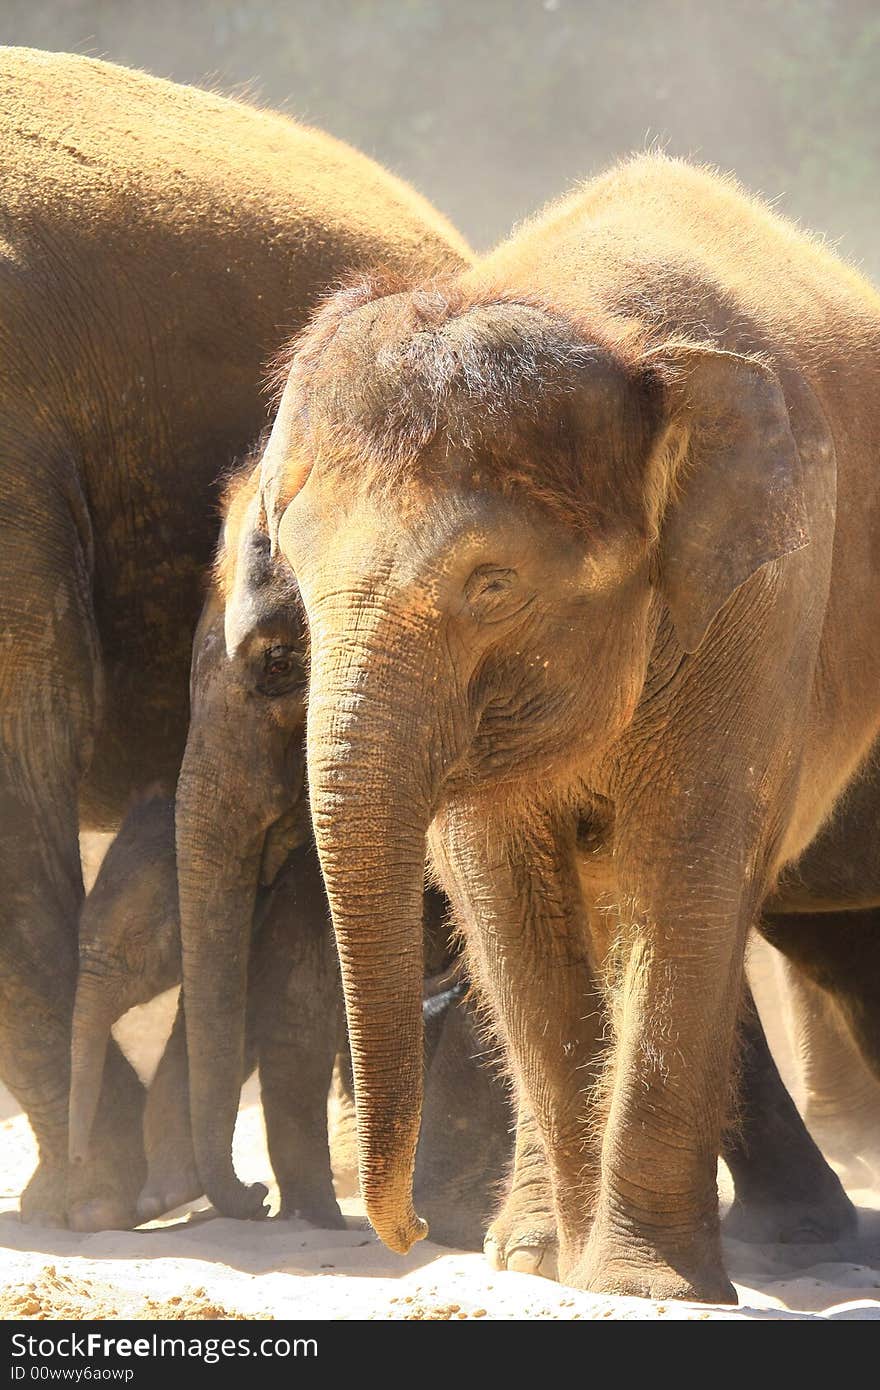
top-left (464, 566), bottom-right (524, 623)
top-left (466, 566), bottom-right (516, 599)
top-left (258, 644), bottom-right (303, 695)
top-left (266, 646), bottom-right (293, 676)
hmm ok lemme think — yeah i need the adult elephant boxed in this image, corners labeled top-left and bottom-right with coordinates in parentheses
top-left (249, 153), bottom-right (880, 1302)
top-left (0, 46), bottom-right (469, 1231)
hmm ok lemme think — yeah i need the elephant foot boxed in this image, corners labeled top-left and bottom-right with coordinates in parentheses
top-left (484, 1195), bottom-right (558, 1278)
top-left (723, 1187), bottom-right (857, 1245)
top-left (279, 1183), bottom-right (345, 1229)
top-left (66, 1151), bottom-right (143, 1233)
top-left (67, 1193), bottom-right (138, 1234)
top-left (565, 1225), bottom-right (736, 1305)
top-left (21, 1158), bottom-right (136, 1234)
top-left (20, 1160), bottom-right (68, 1228)
top-left (136, 1148), bottom-right (203, 1224)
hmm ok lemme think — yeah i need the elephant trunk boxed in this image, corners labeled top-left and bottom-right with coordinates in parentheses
top-left (306, 617), bottom-right (442, 1254)
top-left (69, 973), bottom-right (123, 1164)
top-left (176, 745), bottom-right (268, 1219)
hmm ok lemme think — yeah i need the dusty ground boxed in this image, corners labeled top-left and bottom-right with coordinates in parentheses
top-left (0, 845), bottom-right (878, 1320)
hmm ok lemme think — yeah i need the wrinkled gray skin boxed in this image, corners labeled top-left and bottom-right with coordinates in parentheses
top-left (74, 795), bottom-right (191, 1222)
top-left (71, 789), bottom-right (514, 1243)
top-left (73, 785), bottom-right (853, 1256)
top-left (481, 848), bottom-right (857, 1278)
top-left (417, 976), bottom-right (513, 1248)
top-left (69, 501), bottom-right (517, 1235)
top-left (174, 528), bottom-right (311, 1220)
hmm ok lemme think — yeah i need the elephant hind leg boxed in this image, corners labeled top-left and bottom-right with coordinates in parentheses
top-left (721, 987), bottom-right (855, 1244)
top-left (763, 908), bottom-right (880, 1183)
top-left (138, 990), bottom-right (264, 1225)
top-left (779, 955), bottom-right (880, 1188)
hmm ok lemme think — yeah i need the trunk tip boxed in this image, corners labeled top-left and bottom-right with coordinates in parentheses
top-left (370, 1207), bottom-right (429, 1255)
top-left (68, 1132), bottom-right (90, 1166)
top-left (205, 1177), bottom-right (270, 1221)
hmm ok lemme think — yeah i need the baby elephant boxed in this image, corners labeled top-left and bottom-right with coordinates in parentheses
top-left (71, 791), bottom-right (344, 1227)
top-left (70, 793), bottom-right (513, 1240)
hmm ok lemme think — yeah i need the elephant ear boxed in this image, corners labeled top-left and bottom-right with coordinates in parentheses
top-left (260, 373), bottom-right (313, 555)
top-left (222, 485), bottom-right (300, 658)
top-left (652, 346), bottom-right (811, 653)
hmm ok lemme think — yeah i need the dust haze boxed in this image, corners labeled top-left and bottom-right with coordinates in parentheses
top-left (3, 0), bottom-right (878, 271)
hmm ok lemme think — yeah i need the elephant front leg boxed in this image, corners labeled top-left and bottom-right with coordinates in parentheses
top-left (484, 1100), bottom-right (558, 1277)
top-left (0, 749), bottom-right (144, 1232)
top-left (432, 808), bottom-right (605, 1277)
top-left (569, 825), bottom-right (754, 1303)
top-left (259, 1012), bottom-right (344, 1228)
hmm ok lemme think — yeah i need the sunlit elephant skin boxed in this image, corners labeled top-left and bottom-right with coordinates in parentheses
top-left (256, 153), bottom-right (880, 1301)
top-left (174, 462), bottom-right (852, 1258)
top-left (484, 842), bottom-right (855, 1279)
top-left (0, 47), bottom-right (470, 1231)
top-left (173, 463), bottom-right (514, 1228)
top-left (760, 744), bottom-right (880, 1188)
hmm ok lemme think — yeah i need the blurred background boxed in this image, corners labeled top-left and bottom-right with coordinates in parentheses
top-left (3, 0), bottom-right (878, 274)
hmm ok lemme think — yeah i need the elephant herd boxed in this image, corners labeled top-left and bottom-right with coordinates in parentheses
top-left (2, 47), bottom-right (880, 1306)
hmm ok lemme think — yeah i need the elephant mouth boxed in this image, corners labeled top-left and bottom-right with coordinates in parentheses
top-left (422, 959), bottom-right (467, 1020)
top-left (258, 797), bottom-right (313, 888)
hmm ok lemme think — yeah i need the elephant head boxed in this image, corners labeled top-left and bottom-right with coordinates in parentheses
top-left (69, 792), bottom-right (180, 1164)
top-left (175, 466), bottom-right (312, 1218)
top-left (246, 281), bottom-right (808, 1251)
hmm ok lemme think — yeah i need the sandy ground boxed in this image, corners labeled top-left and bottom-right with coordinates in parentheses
top-left (1, 1065), bottom-right (879, 1320)
top-left (2, 993), bottom-right (879, 1321)
top-left (1, 847), bottom-right (878, 1320)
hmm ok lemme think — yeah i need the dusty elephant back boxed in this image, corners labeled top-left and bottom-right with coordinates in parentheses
top-left (0, 47), bottom-right (469, 422)
top-left (0, 49), bottom-right (470, 826)
top-left (475, 153), bottom-right (880, 365)
top-left (0, 48), bottom-right (469, 279)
